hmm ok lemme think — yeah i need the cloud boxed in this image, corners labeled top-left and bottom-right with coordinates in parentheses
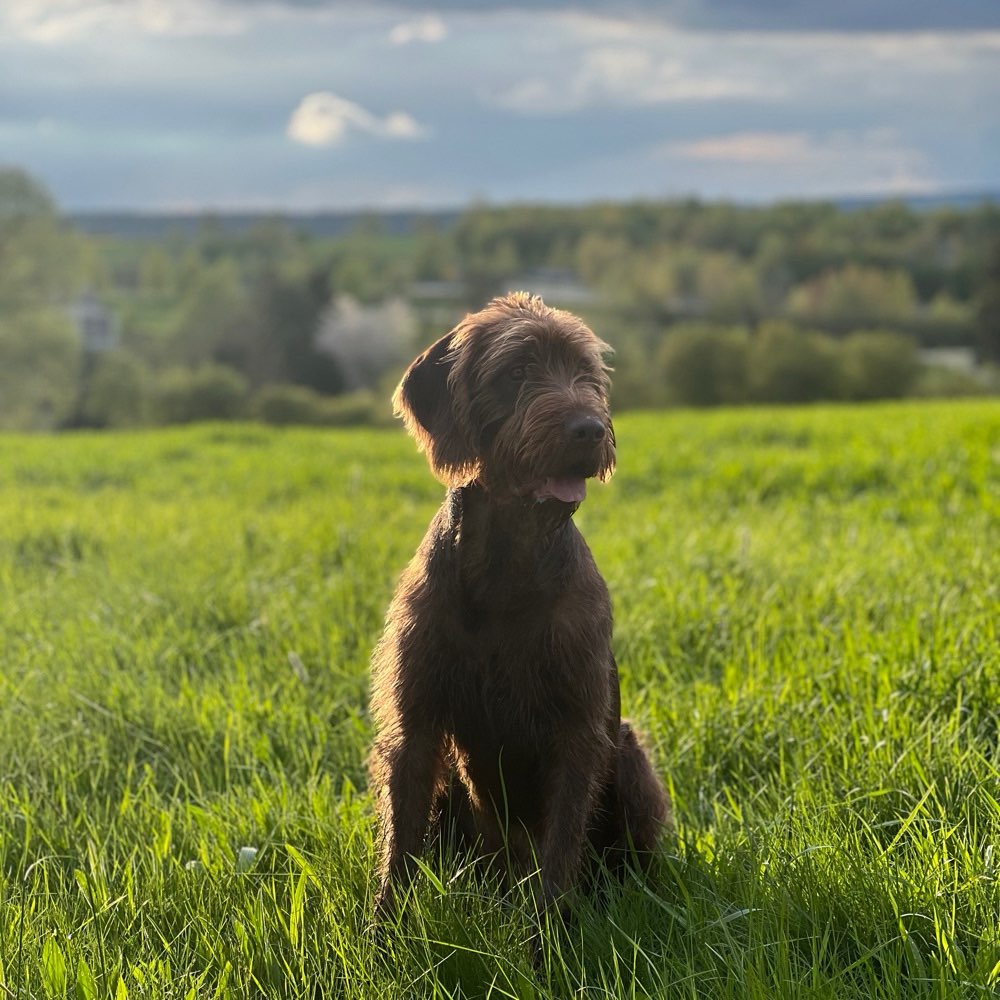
top-left (495, 39), bottom-right (783, 113)
top-left (286, 92), bottom-right (428, 147)
top-left (658, 128), bottom-right (939, 197)
top-left (659, 0), bottom-right (1000, 32)
top-left (666, 131), bottom-right (819, 164)
top-left (4, 0), bottom-right (246, 43)
top-left (2, 1), bottom-right (995, 209)
top-left (493, 16), bottom-right (1000, 117)
top-left (220, 0), bottom-right (1000, 32)
top-left (389, 14), bottom-right (447, 45)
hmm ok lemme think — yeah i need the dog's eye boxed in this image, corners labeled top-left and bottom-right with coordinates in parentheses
top-left (509, 365), bottom-right (526, 382)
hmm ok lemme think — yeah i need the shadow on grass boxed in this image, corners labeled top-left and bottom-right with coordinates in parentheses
top-left (365, 832), bottom-right (997, 1000)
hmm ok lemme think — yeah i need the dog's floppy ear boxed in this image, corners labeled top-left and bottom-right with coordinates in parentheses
top-left (393, 332), bottom-right (478, 486)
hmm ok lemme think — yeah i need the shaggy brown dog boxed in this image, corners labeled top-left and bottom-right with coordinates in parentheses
top-left (370, 292), bottom-right (669, 919)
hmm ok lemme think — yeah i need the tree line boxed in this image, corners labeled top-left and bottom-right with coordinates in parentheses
top-left (1, 167), bottom-right (997, 431)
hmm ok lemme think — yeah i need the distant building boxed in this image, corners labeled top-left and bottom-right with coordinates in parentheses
top-left (409, 280), bottom-right (465, 302)
top-left (70, 292), bottom-right (118, 352)
top-left (409, 280), bottom-right (466, 329)
top-left (917, 347), bottom-right (977, 374)
top-left (409, 270), bottom-right (599, 327)
top-left (503, 269), bottom-right (599, 308)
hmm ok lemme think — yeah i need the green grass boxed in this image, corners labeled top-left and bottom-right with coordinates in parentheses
top-left (0, 400), bottom-right (997, 999)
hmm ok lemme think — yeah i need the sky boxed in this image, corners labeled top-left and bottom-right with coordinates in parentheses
top-left (1, 0), bottom-right (998, 212)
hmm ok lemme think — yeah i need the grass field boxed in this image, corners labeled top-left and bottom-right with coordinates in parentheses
top-left (0, 400), bottom-right (997, 999)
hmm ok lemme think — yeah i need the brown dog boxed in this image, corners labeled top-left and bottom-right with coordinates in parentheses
top-left (370, 292), bottom-right (669, 919)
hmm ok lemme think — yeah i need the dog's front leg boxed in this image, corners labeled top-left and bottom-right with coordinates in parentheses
top-left (536, 738), bottom-right (606, 911)
top-left (372, 727), bottom-right (443, 919)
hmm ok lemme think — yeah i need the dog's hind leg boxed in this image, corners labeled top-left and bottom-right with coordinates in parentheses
top-left (599, 722), bottom-right (671, 874)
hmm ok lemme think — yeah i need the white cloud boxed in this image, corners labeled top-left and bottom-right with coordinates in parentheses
top-left (492, 13), bottom-right (1000, 115)
top-left (495, 37), bottom-right (783, 113)
top-left (286, 92), bottom-right (428, 147)
top-left (2, 3), bottom-right (995, 208)
top-left (381, 111), bottom-right (426, 139)
top-left (667, 131), bottom-right (818, 164)
top-left (658, 128), bottom-right (939, 197)
top-left (389, 14), bottom-right (447, 46)
top-left (3, 0), bottom-right (246, 43)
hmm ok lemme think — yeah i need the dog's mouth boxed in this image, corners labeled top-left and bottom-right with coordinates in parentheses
top-left (525, 459), bottom-right (601, 504)
top-left (531, 476), bottom-right (588, 504)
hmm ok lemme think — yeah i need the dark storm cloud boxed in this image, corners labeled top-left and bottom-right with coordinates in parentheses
top-left (229, 0), bottom-right (1000, 32)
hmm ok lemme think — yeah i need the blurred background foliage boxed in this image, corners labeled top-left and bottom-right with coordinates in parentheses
top-left (1, 166), bottom-right (997, 431)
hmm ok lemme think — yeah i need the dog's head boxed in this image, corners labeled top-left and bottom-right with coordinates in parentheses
top-left (393, 292), bottom-right (615, 505)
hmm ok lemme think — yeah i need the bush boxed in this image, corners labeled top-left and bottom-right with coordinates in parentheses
top-left (319, 389), bottom-right (377, 426)
top-left (154, 364), bottom-right (249, 424)
top-left (911, 366), bottom-right (991, 399)
top-left (658, 324), bottom-right (749, 406)
top-left (606, 341), bottom-right (666, 410)
top-left (840, 330), bottom-right (919, 400)
top-left (253, 384), bottom-right (376, 426)
top-left (785, 264), bottom-right (917, 327)
top-left (254, 384), bottom-right (332, 425)
top-left (652, 323), bottom-right (963, 408)
top-left (79, 350), bottom-right (151, 427)
top-left (0, 309), bottom-right (81, 430)
top-left (747, 323), bottom-right (843, 403)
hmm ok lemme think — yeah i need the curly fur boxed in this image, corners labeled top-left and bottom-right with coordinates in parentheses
top-left (371, 292), bottom-right (670, 919)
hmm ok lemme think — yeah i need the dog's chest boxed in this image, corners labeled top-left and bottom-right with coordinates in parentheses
top-left (446, 650), bottom-right (564, 794)
top-left (442, 612), bottom-right (609, 745)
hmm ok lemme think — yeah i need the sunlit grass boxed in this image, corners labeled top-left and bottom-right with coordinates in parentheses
top-left (0, 400), bottom-right (997, 998)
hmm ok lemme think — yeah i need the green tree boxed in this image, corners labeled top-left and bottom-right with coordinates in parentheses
top-left (171, 258), bottom-right (249, 366)
top-left (0, 170), bottom-right (86, 314)
top-left (754, 232), bottom-right (794, 314)
top-left (927, 292), bottom-right (971, 326)
top-left (786, 265), bottom-right (917, 328)
top-left (241, 269), bottom-right (342, 392)
top-left (658, 324), bottom-right (750, 406)
top-left (79, 350), bottom-right (151, 427)
top-left (0, 167), bottom-right (56, 219)
top-left (154, 364), bottom-right (249, 424)
top-left (975, 238), bottom-right (1000, 362)
top-left (138, 247), bottom-right (177, 298)
top-left (840, 331), bottom-right (919, 400)
top-left (241, 218), bottom-right (311, 284)
top-left (0, 169), bottom-right (89, 429)
top-left (0, 309), bottom-right (82, 429)
top-left (747, 323), bottom-right (843, 403)
top-left (575, 232), bottom-right (631, 290)
top-left (697, 253), bottom-right (763, 326)
top-left (412, 219), bottom-right (455, 281)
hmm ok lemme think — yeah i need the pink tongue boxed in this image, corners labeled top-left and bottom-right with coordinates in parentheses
top-left (535, 477), bottom-right (587, 503)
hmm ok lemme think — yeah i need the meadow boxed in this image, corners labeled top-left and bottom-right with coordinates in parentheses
top-left (0, 399), bottom-right (997, 999)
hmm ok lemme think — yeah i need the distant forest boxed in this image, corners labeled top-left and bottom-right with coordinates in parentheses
top-left (1, 167), bottom-right (998, 431)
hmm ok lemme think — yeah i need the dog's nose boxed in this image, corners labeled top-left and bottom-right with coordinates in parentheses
top-left (565, 414), bottom-right (606, 444)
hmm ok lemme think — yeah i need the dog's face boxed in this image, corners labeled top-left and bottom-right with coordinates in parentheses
top-left (394, 292), bottom-right (615, 505)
